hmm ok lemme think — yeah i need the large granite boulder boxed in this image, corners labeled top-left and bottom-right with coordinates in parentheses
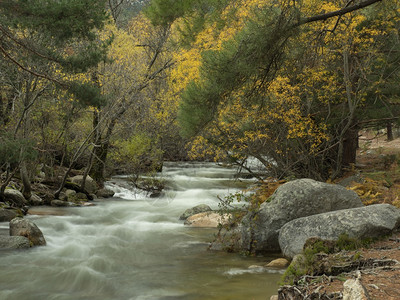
top-left (279, 204), bottom-right (400, 259)
top-left (0, 208), bottom-right (19, 222)
top-left (9, 218), bottom-right (46, 246)
top-left (241, 179), bottom-right (363, 253)
top-left (0, 236), bottom-right (30, 249)
top-left (179, 204), bottom-right (212, 220)
top-left (69, 175), bottom-right (98, 194)
top-left (4, 189), bottom-right (27, 207)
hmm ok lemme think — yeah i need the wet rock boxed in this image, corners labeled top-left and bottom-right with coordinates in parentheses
top-left (279, 204), bottom-right (400, 259)
top-left (208, 227), bottom-right (242, 252)
top-left (179, 204), bottom-right (212, 220)
top-left (96, 188), bottom-right (115, 198)
top-left (10, 217), bottom-right (46, 246)
top-left (265, 258), bottom-right (290, 268)
top-left (69, 175), bottom-right (98, 194)
top-left (0, 236), bottom-right (30, 249)
top-left (51, 200), bottom-right (76, 207)
top-left (0, 208), bottom-right (19, 222)
top-left (241, 179), bottom-right (363, 253)
top-left (4, 189), bottom-right (27, 207)
top-left (184, 212), bottom-right (230, 228)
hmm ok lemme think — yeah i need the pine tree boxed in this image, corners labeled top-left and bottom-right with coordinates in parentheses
top-left (0, 0), bottom-right (111, 106)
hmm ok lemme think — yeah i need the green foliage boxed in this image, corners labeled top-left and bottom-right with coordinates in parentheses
top-left (0, 134), bottom-right (37, 168)
top-left (0, 0), bottom-right (112, 107)
top-left (68, 82), bottom-right (106, 108)
top-left (112, 133), bottom-right (163, 174)
top-left (145, 0), bottom-right (229, 28)
top-left (281, 234), bottom-right (375, 285)
top-left (1, 0), bottom-right (108, 42)
top-left (178, 6), bottom-right (297, 137)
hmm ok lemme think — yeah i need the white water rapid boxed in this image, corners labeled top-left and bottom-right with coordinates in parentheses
top-left (0, 162), bottom-right (282, 300)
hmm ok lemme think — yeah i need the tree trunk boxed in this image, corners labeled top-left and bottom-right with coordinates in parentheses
top-left (387, 122), bottom-right (394, 141)
top-left (20, 161), bottom-right (32, 200)
top-left (90, 141), bottom-right (109, 186)
top-left (342, 125), bottom-right (358, 167)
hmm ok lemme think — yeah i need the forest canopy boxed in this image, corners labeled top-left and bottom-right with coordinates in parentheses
top-left (0, 0), bottom-right (399, 201)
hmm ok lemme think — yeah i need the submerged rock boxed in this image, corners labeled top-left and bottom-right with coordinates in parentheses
top-left (241, 179), bottom-right (363, 253)
top-left (9, 217), bottom-right (46, 246)
top-left (279, 204), bottom-right (400, 259)
top-left (179, 204), bottom-right (212, 220)
top-left (50, 200), bottom-right (77, 207)
top-left (0, 235), bottom-right (30, 249)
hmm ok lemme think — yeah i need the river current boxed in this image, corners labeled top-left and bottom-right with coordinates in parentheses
top-left (0, 162), bottom-right (282, 300)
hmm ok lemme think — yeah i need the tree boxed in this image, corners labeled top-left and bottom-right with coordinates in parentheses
top-left (0, 0), bottom-right (111, 106)
top-left (148, 0), bottom-right (392, 179)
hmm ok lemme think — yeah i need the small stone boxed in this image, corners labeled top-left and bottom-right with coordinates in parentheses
top-left (51, 200), bottom-right (69, 207)
top-left (270, 296), bottom-right (278, 300)
top-left (343, 278), bottom-right (370, 300)
top-left (265, 258), bottom-right (290, 268)
top-left (248, 265), bottom-right (263, 269)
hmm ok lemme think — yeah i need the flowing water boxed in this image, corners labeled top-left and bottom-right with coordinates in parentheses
top-left (0, 162), bottom-right (283, 300)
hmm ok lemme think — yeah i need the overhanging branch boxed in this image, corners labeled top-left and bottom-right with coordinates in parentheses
top-left (298, 0), bottom-right (383, 26)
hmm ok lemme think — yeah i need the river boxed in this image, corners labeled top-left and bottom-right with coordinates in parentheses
top-left (0, 162), bottom-right (282, 300)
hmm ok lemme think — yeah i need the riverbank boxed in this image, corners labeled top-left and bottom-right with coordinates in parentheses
top-left (271, 132), bottom-right (400, 299)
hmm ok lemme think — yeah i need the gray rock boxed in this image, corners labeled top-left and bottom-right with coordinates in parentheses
top-left (241, 179), bottom-right (363, 253)
top-left (10, 217), bottom-right (46, 246)
top-left (343, 273), bottom-right (370, 300)
top-left (58, 192), bottom-right (68, 202)
top-left (179, 204), bottom-right (212, 220)
top-left (96, 188), bottom-right (115, 198)
top-left (0, 208), bottom-right (18, 222)
top-left (279, 204), bottom-right (400, 259)
top-left (184, 212), bottom-right (231, 228)
top-left (51, 200), bottom-right (76, 207)
top-left (0, 236), bottom-right (30, 249)
top-left (29, 193), bottom-right (43, 206)
top-left (65, 189), bottom-right (76, 197)
top-left (69, 175), bottom-right (98, 194)
top-left (75, 192), bottom-right (88, 200)
top-left (4, 189), bottom-right (27, 207)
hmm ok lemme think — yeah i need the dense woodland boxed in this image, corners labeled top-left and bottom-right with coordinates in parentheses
top-left (1, 0), bottom-right (400, 200)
